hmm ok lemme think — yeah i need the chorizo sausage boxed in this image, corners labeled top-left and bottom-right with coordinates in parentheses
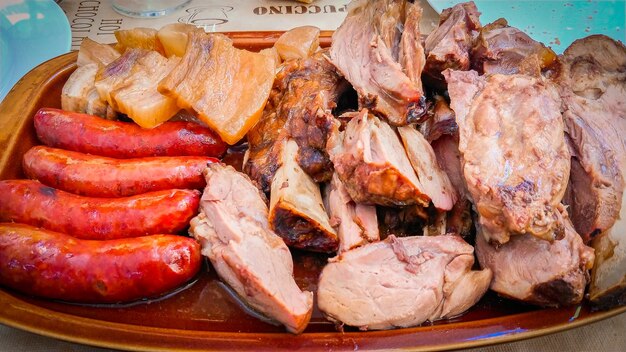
top-left (22, 146), bottom-right (217, 197)
top-left (0, 223), bottom-right (201, 303)
top-left (34, 108), bottom-right (227, 158)
top-left (0, 180), bottom-right (200, 240)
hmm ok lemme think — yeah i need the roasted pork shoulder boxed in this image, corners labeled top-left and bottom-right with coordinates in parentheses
top-left (189, 164), bottom-right (313, 333)
top-left (476, 208), bottom-right (594, 307)
top-left (423, 1), bottom-right (481, 86)
top-left (327, 109), bottom-right (428, 206)
top-left (329, 0), bottom-right (427, 125)
top-left (556, 35), bottom-right (626, 309)
top-left (324, 173), bottom-right (379, 253)
top-left (445, 70), bottom-right (570, 244)
top-left (470, 18), bottom-right (557, 76)
top-left (317, 235), bottom-right (491, 330)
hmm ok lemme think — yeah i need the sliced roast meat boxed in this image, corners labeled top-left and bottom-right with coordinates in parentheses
top-left (269, 139), bottom-right (338, 253)
top-left (556, 35), bottom-right (626, 309)
top-left (329, 0), bottom-right (427, 125)
top-left (558, 35), bottom-right (626, 242)
top-left (327, 109), bottom-right (428, 207)
top-left (476, 208), bottom-right (594, 307)
top-left (420, 95), bottom-right (458, 143)
top-left (445, 70), bottom-right (570, 244)
top-left (317, 235), bottom-right (491, 330)
top-left (324, 173), bottom-right (379, 253)
top-left (471, 18), bottom-right (557, 76)
top-left (423, 1), bottom-right (481, 86)
top-left (245, 50), bottom-right (345, 192)
top-left (398, 126), bottom-right (457, 211)
top-left (189, 163), bottom-right (313, 334)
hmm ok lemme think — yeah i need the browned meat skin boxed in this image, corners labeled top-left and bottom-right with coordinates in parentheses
top-left (423, 1), bottom-right (481, 87)
top-left (445, 70), bottom-right (570, 244)
top-left (269, 139), bottom-right (338, 253)
top-left (470, 18), bottom-right (557, 76)
top-left (189, 163), bottom-right (313, 334)
top-left (245, 50), bottom-right (345, 192)
top-left (556, 35), bottom-right (626, 310)
top-left (476, 208), bottom-right (594, 307)
top-left (327, 109), bottom-right (429, 206)
top-left (324, 173), bottom-right (379, 253)
top-left (317, 235), bottom-right (491, 330)
top-left (329, 0), bottom-right (427, 126)
top-left (558, 35), bottom-right (626, 242)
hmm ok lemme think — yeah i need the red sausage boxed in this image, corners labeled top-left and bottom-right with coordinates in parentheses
top-left (0, 180), bottom-right (200, 240)
top-left (0, 223), bottom-right (201, 303)
top-left (34, 108), bottom-right (227, 158)
top-left (22, 146), bottom-right (217, 197)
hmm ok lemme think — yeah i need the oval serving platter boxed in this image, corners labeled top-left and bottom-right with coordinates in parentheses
top-left (0, 35), bottom-right (625, 352)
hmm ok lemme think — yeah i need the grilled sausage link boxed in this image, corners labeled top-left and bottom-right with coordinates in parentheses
top-left (0, 223), bottom-right (201, 303)
top-left (0, 180), bottom-right (200, 240)
top-left (22, 146), bottom-right (217, 197)
top-left (34, 108), bottom-right (227, 158)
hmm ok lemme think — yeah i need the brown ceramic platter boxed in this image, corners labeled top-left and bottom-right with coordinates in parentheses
top-left (0, 32), bottom-right (625, 351)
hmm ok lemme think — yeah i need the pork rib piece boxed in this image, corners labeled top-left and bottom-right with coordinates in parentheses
top-left (329, 0), bottom-right (427, 125)
top-left (423, 1), bottom-right (481, 86)
top-left (476, 208), bottom-right (594, 307)
top-left (317, 235), bottom-right (491, 330)
top-left (327, 109), bottom-right (428, 207)
top-left (445, 70), bottom-right (570, 244)
top-left (269, 139), bottom-right (338, 253)
top-left (324, 173), bottom-right (379, 253)
top-left (245, 50), bottom-right (345, 191)
top-left (556, 35), bottom-right (626, 309)
top-left (189, 163), bottom-right (313, 334)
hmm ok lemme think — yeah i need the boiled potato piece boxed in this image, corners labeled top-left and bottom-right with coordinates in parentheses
top-left (157, 23), bottom-right (204, 57)
top-left (274, 26), bottom-right (320, 60)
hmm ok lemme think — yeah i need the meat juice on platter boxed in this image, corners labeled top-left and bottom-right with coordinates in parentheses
top-left (0, 0), bottom-right (625, 336)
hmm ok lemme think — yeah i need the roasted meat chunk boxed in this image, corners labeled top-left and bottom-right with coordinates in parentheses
top-left (445, 70), bottom-right (570, 244)
top-left (329, 0), bottom-right (427, 125)
top-left (471, 18), bottom-right (557, 76)
top-left (317, 235), bottom-right (491, 330)
top-left (245, 50), bottom-right (346, 191)
top-left (189, 164), bottom-right (313, 334)
top-left (327, 109), bottom-right (428, 207)
top-left (269, 139), bottom-right (338, 253)
top-left (556, 35), bottom-right (626, 309)
top-left (423, 1), bottom-right (481, 86)
top-left (476, 209), bottom-right (595, 307)
top-left (324, 173), bottom-right (379, 253)
top-left (398, 126), bottom-right (457, 211)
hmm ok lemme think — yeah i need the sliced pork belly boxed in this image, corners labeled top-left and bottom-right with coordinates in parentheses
top-left (398, 126), bottom-right (457, 211)
top-left (189, 163), bottom-right (313, 333)
top-left (317, 235), bottom-right (491, 330)
top-left (471, 18), bottom-right (557, 76)
top-left (245, 50), bottom-right (345, 192)
top-left (556, 35), bottom-right (626, 309)
top-left (324, 173), bottom-right (379, 253)
top-left (327, 109), bottom-right (428, 207)
top-left (329, 0), bottom-right (427, 125)
top-left (445, 70), bottom-right (570, 244)
top-left (423, 1), bottom-right (481, 86)
top-left (269, 139), bottom-right (338, 253)
top-left (76, 38), bottom-right (120, 68)
top-left (476, 209), bottom-right (594, 307)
